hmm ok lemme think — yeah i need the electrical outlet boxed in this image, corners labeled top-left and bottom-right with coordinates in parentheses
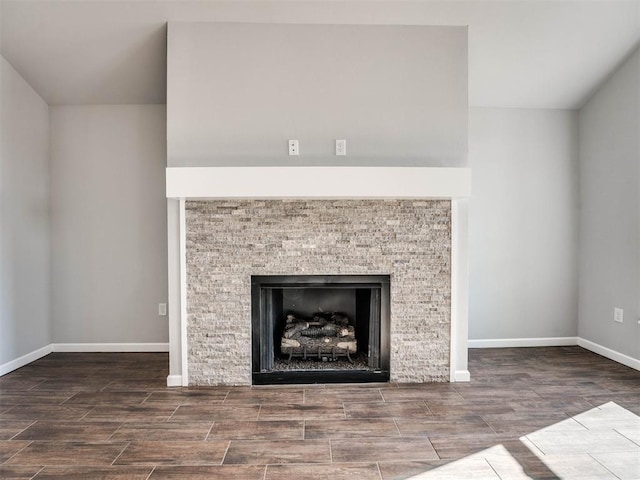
top-left (288, 139), bottom-right (299, 156)
top-left (158, 303), bottom-right (167, 316)
top-left (614, 307), bottom-right (623, 323)
top-left (335, 139), bottom-right (346, 156)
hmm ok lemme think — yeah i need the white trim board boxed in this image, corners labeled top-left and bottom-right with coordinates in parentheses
top-left (468, 337), bottom-right (578, 348)
top-left (1, 343), bottom-right (171, 377)
top-left (577, 337), bottom-right (640, 371)
top-left (51, 343), bottom-right (169, 352)
top-left (468, 337), bottom-right (639, 372)
top-left (166, 166), bottom-right (471, 199)
top-left (0, 344), bottom-right (53, 377)
top-left (166, 375), bottom-right (183, 387)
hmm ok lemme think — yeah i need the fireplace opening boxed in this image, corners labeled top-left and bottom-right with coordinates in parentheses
top-left (251, 275), bottom-right (390, 384)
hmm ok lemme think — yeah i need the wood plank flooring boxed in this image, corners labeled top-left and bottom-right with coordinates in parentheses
top-left (0, 347), bottom-right (638, 479)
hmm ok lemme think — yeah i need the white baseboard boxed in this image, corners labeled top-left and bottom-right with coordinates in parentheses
top-left (166, 375), bottom-right (183, 387)
top-left (1, 343), bottom-right (169, 377)
top-left (0, 344), bottom-right (53, 376)
top-left (453, 370), bottom-right (471, 382)
top-left (577, 337), bottom-right (640, 371)
top-left (468, 337), bottom-right (578, 348)
top-left (51, 343), bottom-right (169, 352)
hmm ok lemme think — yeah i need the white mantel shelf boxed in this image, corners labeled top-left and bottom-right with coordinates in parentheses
top-left (166, 166), bottom-right (471, 199)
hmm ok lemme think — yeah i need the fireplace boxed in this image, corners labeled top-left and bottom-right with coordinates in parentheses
top-left (166, 167), bottom-right (471, 386)
top-left (251, 275), bottom-right (390, 384)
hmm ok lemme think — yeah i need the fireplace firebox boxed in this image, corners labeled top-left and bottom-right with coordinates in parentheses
top-left (251, 275), bottom-right (390, 384)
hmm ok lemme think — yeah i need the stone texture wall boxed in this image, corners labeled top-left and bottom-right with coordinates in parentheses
top-left (186, 200), bottom-right (451, 385)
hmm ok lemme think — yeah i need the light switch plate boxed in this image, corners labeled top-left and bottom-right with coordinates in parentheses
top-left (614, 307), bottom-right (623, 323)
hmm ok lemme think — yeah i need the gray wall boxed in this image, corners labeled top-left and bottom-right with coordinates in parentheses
top-left (578, 48), bottom-right (640, 360)
top-left (50, 105), bottom-right (168, 344)
top-left (469, 107), bottom-right (579, 340)
top-left (0, 56), bottom-right (51, 365)
top-left (168, 22), bottom-right (467, 167)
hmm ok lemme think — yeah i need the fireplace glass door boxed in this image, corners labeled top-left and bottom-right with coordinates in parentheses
top-left (251, 275), bottom-right (390, 384)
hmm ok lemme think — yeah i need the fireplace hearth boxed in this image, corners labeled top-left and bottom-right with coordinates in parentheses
top-left (251, 275), bottom-right (390, 384)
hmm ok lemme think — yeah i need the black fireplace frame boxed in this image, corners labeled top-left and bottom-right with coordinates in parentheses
top-left (251, 274), bottom-right (391, 384)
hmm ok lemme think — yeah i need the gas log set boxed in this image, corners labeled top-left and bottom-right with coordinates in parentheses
top-left (280, 312), bottom-right (357, 363)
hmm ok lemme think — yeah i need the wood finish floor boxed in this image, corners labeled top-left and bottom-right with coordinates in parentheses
top-left (0, 347), bottom-right (638, 479)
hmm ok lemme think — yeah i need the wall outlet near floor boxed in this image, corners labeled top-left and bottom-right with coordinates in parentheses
top-left (614, 307), bottom-right (623, 323)
top-left (158, 303), bottom-right (167, 316)
top-left (335, 139), bottom-right (346, 156)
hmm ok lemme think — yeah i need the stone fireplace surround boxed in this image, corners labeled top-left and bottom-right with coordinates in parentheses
top-left (165, 167), bottom-right (471, 386)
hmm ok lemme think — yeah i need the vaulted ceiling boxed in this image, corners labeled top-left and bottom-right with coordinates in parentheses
top-left (2, 0), bottom-right (639, 108)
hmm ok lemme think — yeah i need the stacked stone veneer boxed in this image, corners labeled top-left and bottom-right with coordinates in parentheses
top-left (186, 199), bottom-right (451, 385)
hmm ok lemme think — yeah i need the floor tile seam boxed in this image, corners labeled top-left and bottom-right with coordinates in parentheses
top-left (2, 439), bottom-right (34, 464)
top-left (58, 393), bottom-right (83, 406)
top-left (0, 405), bottom-right (18, 417)
top-left (203, 420), bottom-right (216, 441)
top-left (164, 403), bottom-right (182, 421)
top-left (478, 414), bottom-right (501, 436)
top-left (587, 452), bottom-right (626, 480)
top-left (522, 434), bottom-right (548, 456)
top-left (482, 455), bottom-right (503, 480)
top-left (78, 404), bottom-right (100, 421)
top-left (29, 465), bottom-right (45, 479)
top-left (100, 381), bottom-right (116, 393)
top-left (144, 465), bottom-right (156, 480)
top-left (26, 379), bottom-right (48, 392)
top-left (416, 435), bottom-right (442, 461)
top-left (329, 434), bottom-right (333, 463)
top-left (305, 432), bottom-right (404, 441)
top-left (219, 440), bottom-right (232, 465)
top-left (422, 400), bottom-right (435, 415)
top-left (138, 392), bottom-right (153, 406)
top-left (375, 461), bottom-right (384, 480)
top-left (447, 385), bottom-right (467, 401)
top-left (7, 420), bottom-right (38, 441)
top-left (106, 422), bottom-right (126, 442)
top-left (109, 440), bottom-right (131, 466)
top-left (250, 460), bottom-right (341, 467)
top-left (612, 427), bottom-right (640, 448)
top-left (392, 418), bottom-right (402, 437)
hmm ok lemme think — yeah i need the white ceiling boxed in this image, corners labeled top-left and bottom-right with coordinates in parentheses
top-left (2, 0), bottom-right (639, 108)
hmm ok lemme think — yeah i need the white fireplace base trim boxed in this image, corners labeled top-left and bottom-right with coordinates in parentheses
top-left (166, 374), bottom-right (183, 387)
top-left (450, 198), bottom-right (470, 382)
top-left (454, 370), bottom-right (471, 382)
top-left (179, 198), bottom-right (189, 386)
